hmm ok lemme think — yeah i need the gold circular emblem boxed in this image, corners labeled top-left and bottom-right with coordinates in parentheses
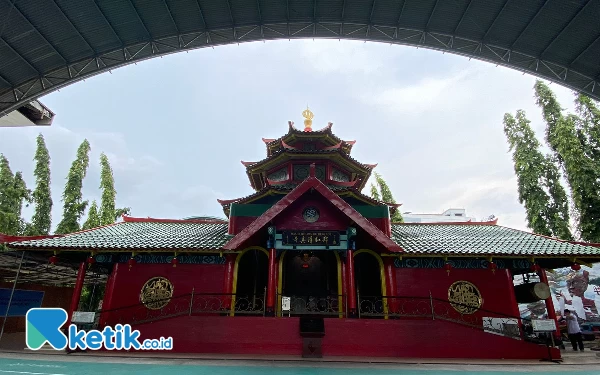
top-left (448, 281), bottom-right (482, 314)
top-left (140, 277), bottom-right (174, 310)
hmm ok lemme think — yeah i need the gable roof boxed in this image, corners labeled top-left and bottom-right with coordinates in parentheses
top-left (223, 165), bottom-right (402, 252)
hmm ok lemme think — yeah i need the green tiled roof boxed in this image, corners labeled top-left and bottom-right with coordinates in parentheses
top-left (8, 221), bottom-right (600, 258)
top-left (9, 222), bottom-right (229, 251)
top-left (391, 224), bottom-right (600, 256)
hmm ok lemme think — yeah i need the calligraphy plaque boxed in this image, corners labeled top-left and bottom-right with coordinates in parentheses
top-left (140, 277), bottom-right (174, 310)
top-left (281, 231), bottom-right (340, 246)
top-left (447, 280), bottom-right (482, 314)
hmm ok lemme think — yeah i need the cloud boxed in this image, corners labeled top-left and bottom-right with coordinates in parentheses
top-left (299, 39), bottom-right (387, 75)
top-left (358, 69), bottom-right (473, 115)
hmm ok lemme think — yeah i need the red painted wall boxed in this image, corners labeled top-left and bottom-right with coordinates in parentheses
top-left (274, 194), bottom-right (350, 231)
top-left (100, 263), bottom-right (225, 326)
top-left (395, 268), bottom-right (520, 320)
top-left (134, 315), bottom-right (558, 359)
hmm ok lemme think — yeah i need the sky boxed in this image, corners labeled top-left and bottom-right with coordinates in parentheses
top-left (0, 39), bottom-right (581, 232)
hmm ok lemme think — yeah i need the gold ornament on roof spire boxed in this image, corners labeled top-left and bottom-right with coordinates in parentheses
top-left (302, 106), bottom-right (314, 132)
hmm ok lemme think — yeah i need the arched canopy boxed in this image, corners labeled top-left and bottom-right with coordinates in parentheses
top-left (1, 0), bottom-right (600, 116)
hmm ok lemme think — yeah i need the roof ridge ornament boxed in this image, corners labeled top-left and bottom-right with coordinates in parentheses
top-left (302, 106), bottom-right (314, 132)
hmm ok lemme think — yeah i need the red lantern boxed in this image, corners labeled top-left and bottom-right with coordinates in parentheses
top-left (128, 257), bottom-right (137, 270)
top-left (530, 263), bottom-right (541, 273)
top-left (49, 255), bottom-right (58, 265)
top-left (171, 257), bottom-right (179, 268)
top-left (87, 256), bottom-right (96, 265)
top-left (443, 262), bottom-right (452, 276)
top-left (488, 261), bottom-right (497, 273)
top-left (571, 263), bottom-right (581, 271)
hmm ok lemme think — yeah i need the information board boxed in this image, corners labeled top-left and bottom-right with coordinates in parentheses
top-left (532, 319), bottom-right (557, 332)
top-left (72, 311), bottom-right (96, 324)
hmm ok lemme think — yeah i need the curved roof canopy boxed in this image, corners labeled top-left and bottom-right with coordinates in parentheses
top-left (1, 0), bottom-right (600, 116)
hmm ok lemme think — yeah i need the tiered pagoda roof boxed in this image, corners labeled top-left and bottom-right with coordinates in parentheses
top-left (220, 108), bottom-right (391, 216)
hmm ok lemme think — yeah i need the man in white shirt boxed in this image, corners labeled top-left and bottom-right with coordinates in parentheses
top-left (563, 309), bottom-right (584, 351)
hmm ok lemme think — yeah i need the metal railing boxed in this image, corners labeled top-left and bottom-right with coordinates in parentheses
top-left (277, 294), bottom-right (346, 317)
top-left (94, 291), bottom-right (550, 344)
top-left (97, 292), bottom-right (266, 326)
top-left (358, 294), bottom-right (530, 340)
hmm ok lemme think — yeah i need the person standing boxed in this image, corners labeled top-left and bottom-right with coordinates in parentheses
top-left (563, 309), bottom-right (584, 351)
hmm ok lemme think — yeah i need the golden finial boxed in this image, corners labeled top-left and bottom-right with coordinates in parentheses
top-left (302, 106), bottom-right (314, 132)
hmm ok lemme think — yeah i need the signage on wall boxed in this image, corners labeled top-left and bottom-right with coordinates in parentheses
top-left (281, 296), bottom-right (291, 311)
top-left (281, 231), bottom-right (340, 246)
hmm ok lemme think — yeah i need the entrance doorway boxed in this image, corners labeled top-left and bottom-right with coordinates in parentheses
top-left (354, 251), bottom-right (384, 317)
top-left (234, 249), bottom-right (268, 314)
top-left (281, 251), bottom-right (341, 316)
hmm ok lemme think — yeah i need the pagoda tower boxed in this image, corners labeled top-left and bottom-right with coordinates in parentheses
top-left (218, 108), bottom-right (401, 236)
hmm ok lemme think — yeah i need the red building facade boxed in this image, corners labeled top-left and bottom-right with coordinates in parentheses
top-left (6, 110), bottom-right (600, 359)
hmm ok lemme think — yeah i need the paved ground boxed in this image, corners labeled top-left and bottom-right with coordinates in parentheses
top-left (1, 332), bottom-right (599, 374)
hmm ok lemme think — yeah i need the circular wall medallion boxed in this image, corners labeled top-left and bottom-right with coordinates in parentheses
top-left (447, 280), bottom-right (482, 315)
top-left (303, 207), bottom-right (320, 223)
top-left (140, 277), bottom-right (174, 310)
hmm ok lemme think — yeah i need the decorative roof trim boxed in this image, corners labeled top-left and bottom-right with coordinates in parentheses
top-left (392, 219), bottom-right (498, 226)
top-left (122, 215), bottom-right (227, 224)
top-left (241, 161), bottom-right (256, 167)
top-left (0, 233), bottom-right (63, 244)
top-left (223, 165), bottom-right (403, 252)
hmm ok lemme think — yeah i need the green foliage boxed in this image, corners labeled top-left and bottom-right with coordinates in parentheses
top-left (370, 172), bottom-right (403, 223)
top-left (79, 284), bottom-right (105, 312)
top-left (29, 134), bottom-right (52, 235)
top-left (503, 110), bottom-right (572, 240)
top-left (114, 207), bottom-right (131, 221)
top-left (99, 153), bottom-right (116, 225)
top-left (55, 139), bottom-right (91, 234)
top-left (82, 200), bottom-right (101, 230)
top-left (534, 81), bottom-right (600, 242)
top-left (370, 183), bottom-right (380, 201)
top-left (0, 155), bottom-right (31, 235)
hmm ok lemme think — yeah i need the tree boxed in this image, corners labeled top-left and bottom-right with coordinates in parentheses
top-left (0, 155), bottom-right (31, 235)
top-left (370, 172), bottom-right (403, 222)
top-left (99, 153), bottom-right (116, 226)
top-left (29, 134), bottom-right (52, 235)
top-left (82, 201), bottom-right (101, 230)
top-left (503, 110), bottom-right (572, 239)
top-left (534, 81), bottom-right (600, 242)
top-left (55, 139), bottom-right (91, 234)
top-left (370, 183), bottom-right (381, 201)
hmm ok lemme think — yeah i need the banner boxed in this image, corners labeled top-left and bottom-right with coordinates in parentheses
top-left (0, 288), bottom-right (45, 317)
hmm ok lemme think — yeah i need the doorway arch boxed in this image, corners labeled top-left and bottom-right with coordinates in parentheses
top-left (231, 247), bottom-right (269, 316)
top-left (277, 250), bottom-right (343, 317)
top-left (354, 249), bottom-right (388, 317)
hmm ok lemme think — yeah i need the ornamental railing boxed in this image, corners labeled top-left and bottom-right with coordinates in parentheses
top-left (97, 292), bottom-right (265, 326)
top-left (358, 294), bottom-right (529, 341)
top-left (277, 294), bottom-right (345, 317)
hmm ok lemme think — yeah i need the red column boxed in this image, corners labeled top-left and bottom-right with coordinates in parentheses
top-left (538, 268), bottom-right (561, 339)
top-left (266, 248), bottom-right (277, 316)
top-left (66, 261), bottom-right (86, 327)
top-left (223, 254), bottom-right (236, 310)
top-left (346, 250), bottom-right (357, 317)
top-left (384, 257), bottom-right (397, 314)
top-left (341, 256), bottom-right (347, 315)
